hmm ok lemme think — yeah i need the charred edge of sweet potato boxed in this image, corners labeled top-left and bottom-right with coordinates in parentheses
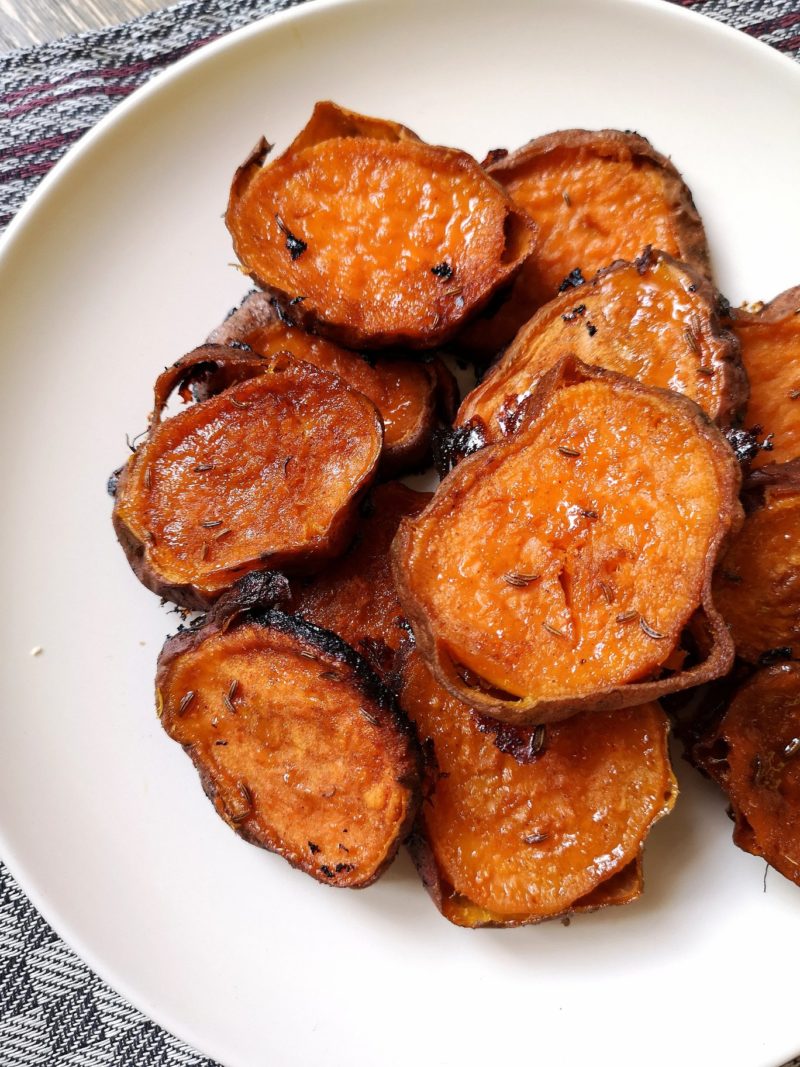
top-left (733, 285), bottom-right (800, 326)
top-left (485, 128), bottom-right (712, 280)
top-left (151, 343), bottom-right (271, 421)
top-left (741, 457), bottom-right (800, 512)
top-left (156, 605), bottom-right (423, 887)
top-left (393, 356), bottom-right (742, 726)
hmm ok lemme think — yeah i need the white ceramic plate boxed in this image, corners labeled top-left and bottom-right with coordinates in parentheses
top-left (1, 1), bottom-right (799, 1064)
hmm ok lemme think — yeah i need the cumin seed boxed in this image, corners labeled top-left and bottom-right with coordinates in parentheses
top-left (230, 397), bottom-right (250, 409)
top-left (580, 508), bottom-right (598, 520)
top-left (194, 462), bottom-right (215, 472)
top-left (790, 390), bottom-right (800, 400)
top-left (201, 519), bottom-right (222, 528)
top-left (697, 365), bottom-right (715, 377)
top-left (783, 737), bottom-right (800, 759)
top-left (359, 708), bottom-right (379, 726)
top-left (228, 679), bottom-right (239, 702)
top-left (562, 191), bottom-right (571, 207)
top-left (684, 327), bottom-right (700, 354)
top-left (144, 467), bottom-right (152, 490)
top-left (502, 571), bottom-right (540, 588)
top-left (178, 690), bottom-right (195, 716)
top-left (557, 445), bottom-right (581, 458)
top-left (523, 830), bottom-right (550, 845)
top-left (616, 610), bottom-right (639, 623)
top-left (598, 580), bottom-right (614, 604)
top-left (640, 617), bottom-right (665, 640)
top-left (543, 622), bottom-right (566, 639)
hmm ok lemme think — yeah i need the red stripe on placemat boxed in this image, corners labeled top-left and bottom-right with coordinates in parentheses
top-left (0, 130), bottom-right (83, 163)
top-left (2, 81), bottom-right (141, 120)
top-left (746, 11), bottom-right (800, 35)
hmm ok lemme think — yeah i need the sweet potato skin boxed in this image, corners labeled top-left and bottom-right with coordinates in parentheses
top-left (458, 129), bottom-right (711, 360)
top-left (393, 357), bottom-right (741, 725)
top-left (113, 346), bottom-right (382, 609)
top-left (207, 293), bottom-right (457, 474)
top-left (733, 286), bottom-right (800, 469)
top-left (156, 593), bottom-right (421, 888)
top-left (401, 654), bottom-right (675, 926)
top-left (456, 249), bottom-right (746, 438)
top-left (226, 101), bottom-right (536, 351)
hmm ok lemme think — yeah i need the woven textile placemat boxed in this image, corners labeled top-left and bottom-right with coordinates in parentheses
top-left (1, 1), bottom-right (799, 1064)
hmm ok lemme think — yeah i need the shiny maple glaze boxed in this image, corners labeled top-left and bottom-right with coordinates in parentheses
top-left (458, 254), bottom-right (740, 435)
top-left (736, 312), bottom-right (800, 467)
top-left (714, 490), bottom-right (800, 662)
top-left (401, 655), bottom-right (674, 918)
top-left (116, 357), bottom-right (381, 598)
top-left (717, 665), bottom-right (800, 887)
top-left (399, 380), bottom-right (728, 701)
top-left (229, 137), bottom-right (525, 340)
top-left (159, 623), bottom-right (416, 887)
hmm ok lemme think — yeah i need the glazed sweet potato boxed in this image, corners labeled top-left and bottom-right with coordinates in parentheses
top-left (458, 130), bottom-right (710, 359)
top-left (156, 582), bottom-right (421, 888)
top-left (713, 460), bottom-right (800, 663)
top-left (208, 291), bottom-right (457, 474)
top-left (733, 286), bottom-right (800, 468)
top-left (393, 356), bottom-right (741, 725)
top-left (456, 249), bottom-right (745, 441)
top-left (402, 654), bottom-right (675, 926)
top-left (286, 482), bottom-right (430, 684)
top-left (226, 101), bottom-right (535, 351)
top-left (697, 664), bottom-right (800, 887)
top-left (113, 345), bottom-right (382, 609)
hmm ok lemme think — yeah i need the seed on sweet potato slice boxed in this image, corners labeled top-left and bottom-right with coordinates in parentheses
top-left (113, 346), bottom-right (382, 609)
top-left (713, 460), bottom-right (800, 663)
top-left (698, 664), bottom-right (800, 887)
top-left (226, 101), bottom-right (535, 351)
top-left (208, 291), bottom-right (458, 474)
top-left (157, 591), bottom-right (421, 888)
top-left (393, 356), bottom-right (741, 725)
top-left (457, 129), bottom-right (710, 360)
top-left (402, 654), bottom-right (675, 926)
top-left (287, 482), bottom-right (430, 684)
top-left (732, 286), bottom-right (800, 468)
top-left (455, 249), bottom-right (745, 442)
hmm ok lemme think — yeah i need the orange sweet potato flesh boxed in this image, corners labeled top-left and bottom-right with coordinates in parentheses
top-left (208, 291), bottom-right (457, 474)
top-left (733, 286), bottom-right (800, 468)
top-left (402, 654), bottom-right (675, 926)
top-left (226, 101), bottom-right (535, 351)
top-left (457, 249), bottom-right (746, 439)
top-left (113, 346), bottom-right (382, 609)
top-left (459, 130), bottom-right (710, 360)
top-left (713, 460), bottom-right (800, 663)
top-left (393, 357), bottom-right (741, 725)
top-left (157, 605), bottom-right (421, 888)
top-left (700, 664), bottom-right (800, 887)
top-left (287, 482), bottom-right (430, 683)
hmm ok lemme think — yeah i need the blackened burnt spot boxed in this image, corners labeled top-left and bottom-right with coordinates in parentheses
top-left (561, 303), bottom-right (586, 323)
top-left (275, 214), bottom-right (308, 260)
top-left (558, 268), bottom-right (585, 293)
top-left (758, 647), bottom-right (794, 666)
top-left (431, 261), bottom-right (453, 280)
top-left (308, 841), bottom-right (321, 854)
top-left (586, 322), bottom-right (597, 337)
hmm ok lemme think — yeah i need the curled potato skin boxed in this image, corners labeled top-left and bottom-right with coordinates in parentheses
top-left (458, 129), bottom-right (711, 360)
top-left (156, 587), bottom-right (421, 889)
top-left (456, 249), bottom-right (746, 438)
top-left (113, 346), bottom-right (382, 609)
top-left (393, 356), bottom-right (741, 725)
top-left (226, 101), bottom-right (536, 351)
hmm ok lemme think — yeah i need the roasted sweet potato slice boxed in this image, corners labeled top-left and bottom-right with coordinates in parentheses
top-left (713, 460), bottom-right (800, 663)
top-left (208, 291), bottom-right (457, 474)
top-left (458, 130), bottom-right (710, 359)
top-left (226, 101), bottom-right (535, 351)
top-left (456, 249), bottom-right (745, 440)
top-left (156, 588), bottom-right (421, 888)
top-left (393, 356), bottom-right (741, 725)
top-left (733, 286), bottom-right (800, 468)
top-left (402, 654), bottom-right (675, 926)
top-left (698, 664), bottom-right (800, 887)
top-left (287, 482), bottom-right (430, 683)
top-left (113, 346), bottom-right (382, 609)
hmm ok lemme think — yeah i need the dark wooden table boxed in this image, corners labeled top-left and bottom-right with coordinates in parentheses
top-left (0, 0), bottom-right (168, 51)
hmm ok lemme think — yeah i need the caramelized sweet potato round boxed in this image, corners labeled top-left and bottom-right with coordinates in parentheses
top-left (456, 250), bottom-right (745, 439)
top-left (733, 286), bottom-right (800, 468)
top-left (287, 482), bottom-right (430, 684)
top-left (703, 664), bottom-right (800, 887)
top-left (458, 130), bottom-right (710, 359)
top-left (402, 654), bottom-right (675, 926)
top-left (226, 102), bottom-right (535, 351)
top-left (208, 292), bottom-right (457, 474)
top-left (157, 602), bottom-right (421, 888)
top-left (713, 460), bottom-right (800, 663)
top-left (393, 357), bottom-right (741, 724)
top-left (113, 347), bottom-right (382, 609)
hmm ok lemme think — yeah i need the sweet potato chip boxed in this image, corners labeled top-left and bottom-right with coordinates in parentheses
top-left (733, 286), bottom-right (800, 468)
top-left (456, 249), bottom-right (745, 441)
top-left (113, 346), bottom-right (382, 608)
top-left (458, 129), bottom-right (710, 359)
top-left (713, 460), bottom-right (800, 663)
top-left (393, 357), bottom-right (741, 725)
top-left (402, 654), bottom-right (675, 926)
top-left (226, 101), bottom-right (535, 350)
top-left (157, 594), bottom-right (420, 888)
top-left (209, 292), bottom-right (457, 473)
